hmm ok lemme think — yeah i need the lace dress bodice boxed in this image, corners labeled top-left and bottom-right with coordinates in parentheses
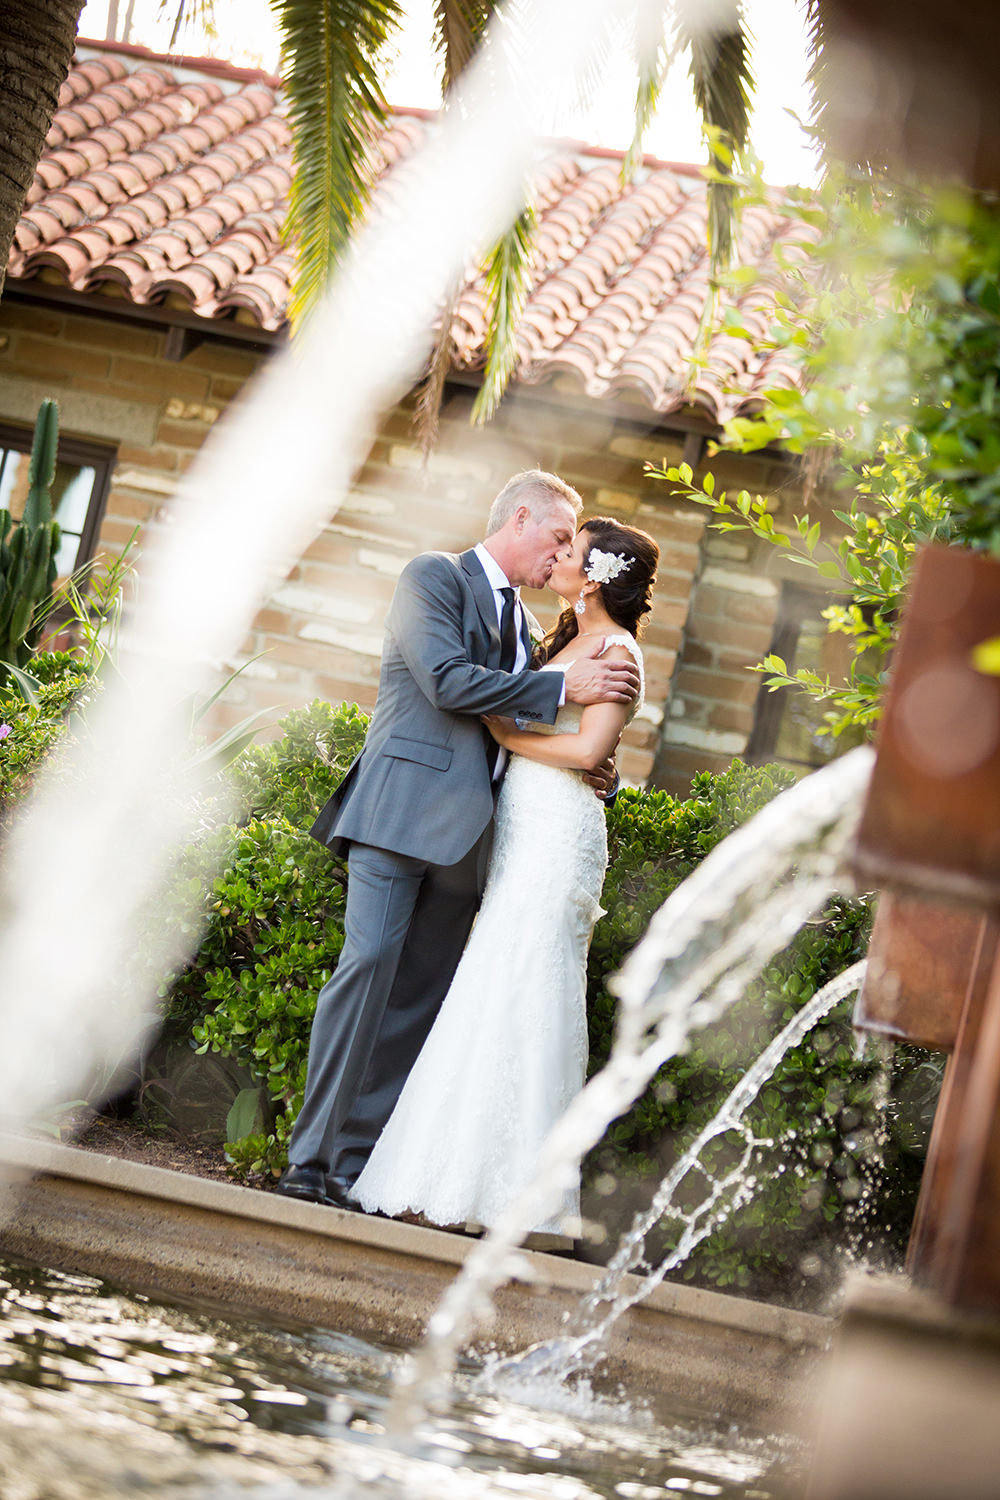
top-left (351, 635), bottom-right (644, 1233)
top-left (538, 632), bottom-right (645, 730)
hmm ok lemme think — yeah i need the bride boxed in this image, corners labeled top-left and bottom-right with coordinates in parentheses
top-left (350, 517), bottom-right (659, 1233)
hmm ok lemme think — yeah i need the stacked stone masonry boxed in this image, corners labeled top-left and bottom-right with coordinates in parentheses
top-left (0, 296), bottom-right (747, 787)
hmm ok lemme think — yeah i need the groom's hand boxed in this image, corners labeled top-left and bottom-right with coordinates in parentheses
top-left (563, 643), bottom-right (639, 706)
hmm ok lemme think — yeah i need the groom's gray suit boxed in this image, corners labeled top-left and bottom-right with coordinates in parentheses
top-left (287, 546), bottom-right (564, 1181)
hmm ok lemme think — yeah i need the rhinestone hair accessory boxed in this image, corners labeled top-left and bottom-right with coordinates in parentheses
top-left (585, 547), bottom-right (633, 585)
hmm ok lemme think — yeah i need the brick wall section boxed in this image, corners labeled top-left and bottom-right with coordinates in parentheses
top-left (650, 448), bottom-right (833, 797)
top-left (243, 385), bottom-right (708, 786)
top-left (0, 299), bottom-right (266, 565)
top-left (0, 302), bottom-right (715, 785)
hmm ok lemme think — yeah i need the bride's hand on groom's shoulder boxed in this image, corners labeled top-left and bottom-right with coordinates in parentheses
top-left (563, 649), bottom-right (639, 706)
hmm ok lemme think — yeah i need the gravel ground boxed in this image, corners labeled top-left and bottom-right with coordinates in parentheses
top-left (67, 1111), bottom-right (250, 1186)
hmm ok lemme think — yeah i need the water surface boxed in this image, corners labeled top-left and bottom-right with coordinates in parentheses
top-left (0, 1257), bottom-right (803, 1499)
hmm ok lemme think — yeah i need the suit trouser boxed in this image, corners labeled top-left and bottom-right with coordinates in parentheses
top-left (287, 834), bottom-right (486, 1174)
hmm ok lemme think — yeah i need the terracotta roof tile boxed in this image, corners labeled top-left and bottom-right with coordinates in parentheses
top-left (11, 41), bottom-right (813, 423)
top-left (31, 241), bottom-right (96, 284)
top-left (52, 181), bottom-right (106, 219)
top-left (15, 204), bottom-right (67, 250)
top-left (28, 159), bottom-right (67, 197)
top-left (58, 57), bottom-right (125, 104)
top-left (100, 159), bottom-right (149, 196)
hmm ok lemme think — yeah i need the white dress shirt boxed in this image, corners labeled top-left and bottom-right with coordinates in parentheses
top-left (474, 542), bottom-right (529, 674)
top-left (475, 541), bottom-right (571, 779)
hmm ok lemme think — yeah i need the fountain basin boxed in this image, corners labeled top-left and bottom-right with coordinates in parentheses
top-left (0, 1131), bottom-right (828, 1433)
top-left (811, 1274), bottom-right (1000, 1500)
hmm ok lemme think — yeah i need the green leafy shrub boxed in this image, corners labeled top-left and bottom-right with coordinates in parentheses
top-left (0, 651), bottom-right (97, 836)
top-left (588, 760), bottom-right (798, 1078)
top-left (186, 816), bottom-right (347, 1174)
top-left (158, 700), bottom-right (369, 1174)
top-left (167, 732), bottom-right (924, 1304)
top-left (230, 697), bottom-right (368, 828)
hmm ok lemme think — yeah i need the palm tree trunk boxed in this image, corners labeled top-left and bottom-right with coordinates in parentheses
top-left (0, 0), bottom-right (84, 300)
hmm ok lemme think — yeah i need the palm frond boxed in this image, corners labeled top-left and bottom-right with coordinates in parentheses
top-left (624, 4), bottom-right (676, 181)
top-left (409, 2), bottom-right (495, 456)
top-left (431, 0), bottom-right (494, 95)
top-left (273, 0), bottom-right (405, 327)
top-left (799, 0), bottom-right (838, 174)
top-left (414, 279), bottom-right (462, 460)
top-left (675, 0), bottom-right (755, 269)
top-left (472, 204), bottom-right (537, 426)
top-left (160, 0), bottom-right (217, 51)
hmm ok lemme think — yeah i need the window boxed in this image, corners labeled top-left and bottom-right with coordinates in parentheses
top-left (0, 422), bottom-right (115, 576)
top-left (745, 581), bottom-right (868, 773)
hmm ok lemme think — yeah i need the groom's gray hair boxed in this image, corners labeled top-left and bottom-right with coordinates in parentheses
top-left (485, 469), bottom-right (583, 536)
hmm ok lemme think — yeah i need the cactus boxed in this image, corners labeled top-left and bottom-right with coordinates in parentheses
top-left (23, 398), bottom-right (58, 527)
top-left (0, 400), bottom-right (62, 686)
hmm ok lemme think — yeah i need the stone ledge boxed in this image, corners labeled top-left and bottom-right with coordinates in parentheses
top-left (0, 1132), bottom-right (830, 1431)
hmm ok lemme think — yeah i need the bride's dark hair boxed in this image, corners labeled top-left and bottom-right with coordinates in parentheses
top-left (535, 516), bottom-right (659, 665)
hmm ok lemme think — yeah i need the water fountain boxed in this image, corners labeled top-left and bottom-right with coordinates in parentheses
top-left (0, 749), bottom-right (872, 1499)
top-left (3, 1), bottom-right (1000, 1493)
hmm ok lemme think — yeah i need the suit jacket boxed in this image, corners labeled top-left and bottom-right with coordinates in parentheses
top-left (310, 548), bottom-right (563, 865)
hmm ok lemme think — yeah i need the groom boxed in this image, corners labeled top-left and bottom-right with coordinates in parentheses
top-left (277, 469), bottom-right (640, 1208)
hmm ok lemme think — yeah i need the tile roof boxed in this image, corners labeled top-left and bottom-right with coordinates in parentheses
top-left (9, 40), bottom-right (815, 426)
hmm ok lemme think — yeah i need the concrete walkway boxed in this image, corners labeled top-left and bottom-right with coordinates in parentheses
top-left (0, 1131), bottom-right (831, 1431)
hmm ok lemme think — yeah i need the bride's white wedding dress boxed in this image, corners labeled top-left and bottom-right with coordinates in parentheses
top-left (351, 636), bottom-right (644, 1233)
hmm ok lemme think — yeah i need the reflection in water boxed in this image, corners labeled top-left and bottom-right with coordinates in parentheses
top-left (0, 1258), bottom-right (801, 1499)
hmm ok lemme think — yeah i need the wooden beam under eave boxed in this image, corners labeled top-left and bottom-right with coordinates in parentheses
top-left (164, 325), bottom-right (206, 362)
top-left (682, 431), bottom-right (706, 470)
top-left (2, 281), bottom-right (286, 353)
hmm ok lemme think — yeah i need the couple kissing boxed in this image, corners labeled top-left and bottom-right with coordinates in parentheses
top-left (278, 469), bottom-right (658, 1234)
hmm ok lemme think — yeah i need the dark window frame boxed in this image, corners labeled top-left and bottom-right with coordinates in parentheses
top-left (0, 420), bottom-right (116, 574)
top-left (744, 580), bottom-right (835, 770)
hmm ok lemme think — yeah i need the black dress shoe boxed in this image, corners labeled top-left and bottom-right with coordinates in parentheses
top-left (276, 1162), bottom-right (331, 1204)
top-left (324, 1176), bottom-right (362, 1212)
top-left (325, 1175), bottom-right (392, 1218)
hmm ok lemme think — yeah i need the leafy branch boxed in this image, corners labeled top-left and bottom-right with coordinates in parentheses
top-left (652, 439), bottom-right (952, 736)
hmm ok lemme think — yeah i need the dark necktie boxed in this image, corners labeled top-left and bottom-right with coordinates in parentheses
top-left (498, 586), bottom-right (518, 673)
top-left (486, 587), bottom-right (518, 780)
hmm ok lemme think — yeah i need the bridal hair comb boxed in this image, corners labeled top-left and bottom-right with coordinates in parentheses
top-left (585, 548), bottom-right (633, 585)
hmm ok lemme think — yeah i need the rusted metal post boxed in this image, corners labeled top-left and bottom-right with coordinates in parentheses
top-left (850, 544), bottom-right (1000, 1315)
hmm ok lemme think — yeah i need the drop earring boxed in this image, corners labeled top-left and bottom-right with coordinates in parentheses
top-left (574, 589), bottom-right (586, 618)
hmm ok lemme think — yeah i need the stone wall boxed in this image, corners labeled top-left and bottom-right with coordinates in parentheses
top-left (0, 296), bottom-right (834, 790)
top-left (0, 297), bottom-right (263, 557)
top-left (254, 383), bottom-right (708, 785)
